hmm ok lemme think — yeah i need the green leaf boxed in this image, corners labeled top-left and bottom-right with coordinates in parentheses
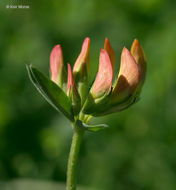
top-left (26, 65), bottom-right (74, 122)
top-left (76, 120), bottom-right (109, 132)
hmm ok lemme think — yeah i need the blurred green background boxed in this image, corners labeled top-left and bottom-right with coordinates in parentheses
top-left (0, 0), bottom-right (176, 189)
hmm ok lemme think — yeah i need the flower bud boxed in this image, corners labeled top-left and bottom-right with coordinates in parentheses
top-left (67, 64), bottom-right (81, 115)
top-left (73, 37), bottom-right (90, 80)
top-left (104, 38), bottom-right (116, 72)
top-left (131, 39), bottom-right (146, 85)
top-left (50, 45), bottom-right (66, 88)
top-left (82, 49), bottom-right (113, 114)
top-left (111, 47), bottom-right (140, 103)
top-left (90, 49), bottom-right (113, 101)
top-left (73, 38), bottom-right (90, 104)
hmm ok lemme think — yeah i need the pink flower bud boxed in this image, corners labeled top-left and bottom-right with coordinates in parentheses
top-left (50, 45), bottom-right (65, 87)
top-left (67, 64), bottom-right (81, 115)
top-left (111, 47), bottom-right (140, 103)
top-left (91, 49), bottom-right (113, 99)
top-left (73, 37), bottom-right (90, 78)
top-left (104, 38), bottom-right (116, 72)
top-left (67, 64), bottom-right (75, 94)
top-left (131, 39), bottom-right (146, 85)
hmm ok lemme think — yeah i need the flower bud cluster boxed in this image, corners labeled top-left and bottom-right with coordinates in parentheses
top-left (50, 38), bottom-right (146, 117)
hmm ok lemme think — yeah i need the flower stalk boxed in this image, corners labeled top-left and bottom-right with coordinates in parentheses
top-left (27, 37), bottom-right (146, 190)
top-left (66, 124), bottom-right (84, 190)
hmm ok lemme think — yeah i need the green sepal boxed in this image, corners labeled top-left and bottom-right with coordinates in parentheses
top-left (68, 88), bottom-right (81, 116)
top-left (76, 120), bottom-right (109, 132)
top-left (82, 89), bottom-right (140, 117)
top-left (82, 90), bottom-right (111, 116)
top-left (74, 62), bottom-right (89, 105)
top-left (77, 81), bottom-right (88, 105)
top-left (90, 92), bottom-right (139, 116)
top-left (26, 65), bottom-right (74, 122)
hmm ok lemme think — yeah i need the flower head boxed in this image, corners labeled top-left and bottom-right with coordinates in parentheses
top-left (28, 37), bottom-right (146, 122)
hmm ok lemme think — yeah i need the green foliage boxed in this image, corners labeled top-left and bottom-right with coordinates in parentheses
top-left (26, 65), bottom-right (74, 121)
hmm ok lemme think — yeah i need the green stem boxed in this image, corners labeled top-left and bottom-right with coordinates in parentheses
top-left (66, 125), bottom-right (84, 190)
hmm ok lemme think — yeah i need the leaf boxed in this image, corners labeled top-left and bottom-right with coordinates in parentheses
top-left (76, 120), bottom-right (109, 132)
top-left (26, 65), bottom-right (74, 121)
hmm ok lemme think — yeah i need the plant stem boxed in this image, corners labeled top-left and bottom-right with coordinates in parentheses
top-left (66, 125), bottom-right (84, 190)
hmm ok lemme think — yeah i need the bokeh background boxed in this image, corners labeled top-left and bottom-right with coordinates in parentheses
top-left (0, 0), bottom-right (176, 189)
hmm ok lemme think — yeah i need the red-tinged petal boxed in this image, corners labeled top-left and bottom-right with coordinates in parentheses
top-left (73, 37), bottom-right (90, 76)
top-left (67, 63), bottom-right (74, 94)
top-left (91, 49), bottom-right (113, 99)
top-left (104, 38), bottom-right (116, 72)
top-left (112, 47), bottom-right (140, 102)
top-left (131, 39), bottom-right (146, 84)
top-left (67, 64), bottom-right (81, 115)
top-left (50, 45), bottom-right (65, 87)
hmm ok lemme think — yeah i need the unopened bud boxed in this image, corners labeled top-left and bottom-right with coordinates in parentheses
top-left (50, 45), bottom-right (66, 88)
top-left (73, 37), bottom-right (90, 80)
top-left (91, 49), bottom-right (113, 100)
top-left (67, 64), bottom-right (81, 115)
top-left (111, 47), bottom-right (140, 103)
